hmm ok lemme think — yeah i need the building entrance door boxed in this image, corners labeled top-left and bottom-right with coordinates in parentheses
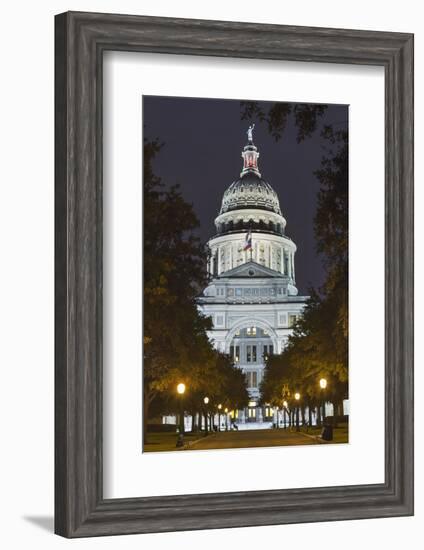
top-left (248, 406), bottom-right (257, 422)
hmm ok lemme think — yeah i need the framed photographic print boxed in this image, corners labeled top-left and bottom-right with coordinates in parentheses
top-left (55, 11), bottom-right (414, 537)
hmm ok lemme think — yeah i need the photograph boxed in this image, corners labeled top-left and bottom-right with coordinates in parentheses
top-left (143, 95), bottom-right (349, 452)
top-left (0, 0), bottom-right (415, 545)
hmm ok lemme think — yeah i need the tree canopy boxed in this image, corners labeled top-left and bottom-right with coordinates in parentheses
top-left (255, 109), bottom-right (348, 413)
top-left (143, 138), bottom-right (248, 439)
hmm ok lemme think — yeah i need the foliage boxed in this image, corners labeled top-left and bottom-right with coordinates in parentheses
top-left (241, 101), bottom-right (327, 143)
top-left (143, 139), bottom-right (248, 436)
top-left (259, 120), bottom-right (348, 410)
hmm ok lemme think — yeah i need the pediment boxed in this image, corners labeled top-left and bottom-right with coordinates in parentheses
top-left (218, 261), bottom-right (284, 279)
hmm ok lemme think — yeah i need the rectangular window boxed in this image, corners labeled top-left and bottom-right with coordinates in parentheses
top-left (246, 327), bottom-right (257, 336)
top-left (230, 346), bottom-right (234, 358)
top-left (263, 345), bottom-right (268, 358)
top-left (252, 346), bottom-right (257, 362)
top-left (235, 346), bottom-right (240, 362)
top-left (245, 372), bottom-right (257, 388)
top-left (288, 314), bottom-right (298, 327)
top-left (269, 345), bottom-right (274, 356)
top-left (246, 346), bottom-right (251, 362)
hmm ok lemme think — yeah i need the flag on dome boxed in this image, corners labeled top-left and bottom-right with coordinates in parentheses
top-left (243, 231), bottom-right (252, 251)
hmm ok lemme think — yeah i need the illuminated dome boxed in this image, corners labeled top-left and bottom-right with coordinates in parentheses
top-left (219, 128), bottom-right (282, 216)
top-left (205, 126), bottom-right (297, 288)
top-left (214, 126), bottom-right (286, 237)
top-left (220, 172), bottom-right (282, 215)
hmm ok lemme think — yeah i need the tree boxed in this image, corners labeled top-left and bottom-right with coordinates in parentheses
top-left (241, 101), bottom-right (327, 143)
top-left (182, 352), bottom-right (249, 430)
top-left (257, 111), bottom-right (349, 417)
top-left (143, 138), bottom-right (214, 442)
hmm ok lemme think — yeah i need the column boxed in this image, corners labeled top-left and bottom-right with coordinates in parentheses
top-left (258, 407), bottom-right (263, 423)
top-left (292, 251), bottom-right (296, 280)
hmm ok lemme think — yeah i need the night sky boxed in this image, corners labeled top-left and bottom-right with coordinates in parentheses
top-left (143, 96), bottom-right (348, 295)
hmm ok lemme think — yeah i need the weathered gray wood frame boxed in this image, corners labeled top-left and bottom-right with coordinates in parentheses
top-left (55, 11), bottom-right (414, 538)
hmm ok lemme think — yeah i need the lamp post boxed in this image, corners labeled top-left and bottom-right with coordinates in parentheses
top-left (176, 383), bottom-right (186, 447)
top-left (283, 400), bottom-right (288, 429)
top-left (217, 403), bottom-right (222, 431)
top-left (294, 392), bottom-right (300, 431)
top-left (319, 378), bottom-right (327, 426)
top-left (203, 396), bottom-right (209, 436)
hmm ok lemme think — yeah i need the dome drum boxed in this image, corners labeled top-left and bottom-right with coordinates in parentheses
top-left (215, 218), bottom-right (285, 236)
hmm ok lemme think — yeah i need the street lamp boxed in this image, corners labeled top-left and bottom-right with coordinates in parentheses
top-left (319, 378), bottom-right (327, 427)
top-left (176, 383), bottom-right (186, 447)
top-left (217, 403), bottom-right (222, 431)
top-left (224, 407), bottom-right (228, 431)
top-left (294, 392), bottom-right (300, 431)
top-left (203, 396), bottom-right (209, 436)
top-left (283, 400), bottom-right (288, 429)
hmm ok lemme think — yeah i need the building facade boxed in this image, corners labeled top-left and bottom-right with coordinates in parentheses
top-left (197, 127), bottom-right (308, 427)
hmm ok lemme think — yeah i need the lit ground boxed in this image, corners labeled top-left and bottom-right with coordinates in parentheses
top-left (143, 424), bottom-right (348, 452)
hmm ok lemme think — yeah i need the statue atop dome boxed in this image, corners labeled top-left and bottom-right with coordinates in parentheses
top-left (247, 123), bottom-right (255, 143)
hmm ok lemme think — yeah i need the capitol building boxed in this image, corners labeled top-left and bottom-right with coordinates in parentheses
top-left (197, 126), bottom-right (308, 428)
